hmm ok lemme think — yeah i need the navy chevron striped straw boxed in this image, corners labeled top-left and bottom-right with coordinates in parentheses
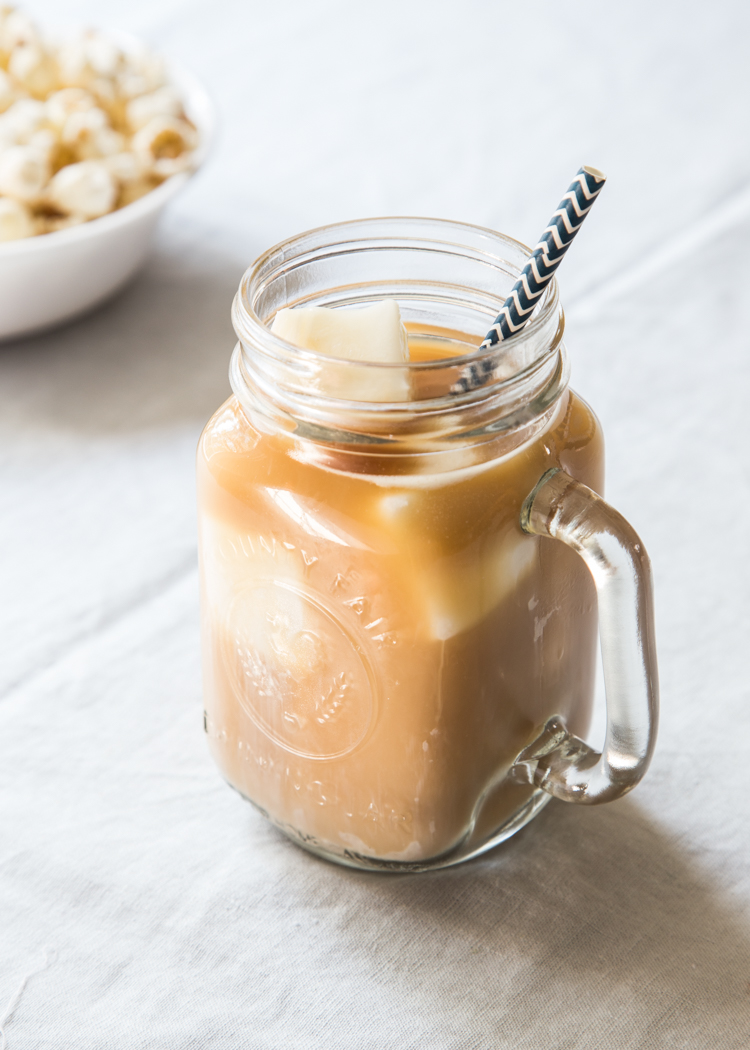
top-left (480, 165), bottom-right (606, 351)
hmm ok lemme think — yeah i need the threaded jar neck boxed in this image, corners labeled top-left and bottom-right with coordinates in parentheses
top-left (230, 217), bottom-right (569, 473)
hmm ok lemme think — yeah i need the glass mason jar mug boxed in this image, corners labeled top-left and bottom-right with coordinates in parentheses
top-left (197, 217), bottom-right (658, 872)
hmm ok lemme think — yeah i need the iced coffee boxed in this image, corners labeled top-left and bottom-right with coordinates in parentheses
top-left (197, 224), bottom-right (606, 867)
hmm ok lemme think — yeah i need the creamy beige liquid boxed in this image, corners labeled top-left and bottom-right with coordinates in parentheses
top-left (197, 332), bottom-right (604, 863)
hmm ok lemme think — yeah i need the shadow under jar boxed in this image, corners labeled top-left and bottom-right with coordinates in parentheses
top-left (196, 217), bottom-right (658, 872)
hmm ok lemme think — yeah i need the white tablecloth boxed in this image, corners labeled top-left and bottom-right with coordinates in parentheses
top-left (2, 1), bottom-right (750, 1046)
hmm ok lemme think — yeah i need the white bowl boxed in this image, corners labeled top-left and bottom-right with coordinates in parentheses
top-left (0, 62), bottom-right (214, 342)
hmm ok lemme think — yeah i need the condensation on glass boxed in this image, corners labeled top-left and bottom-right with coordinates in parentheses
top-left (196, 218), bottom-right (659, 872)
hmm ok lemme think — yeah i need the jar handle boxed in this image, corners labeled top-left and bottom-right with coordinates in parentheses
top-left (512, 468), bottom-right (659, 804)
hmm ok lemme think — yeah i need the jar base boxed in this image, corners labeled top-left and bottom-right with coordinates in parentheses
top-left (233, 784), bottom-right (553, 873)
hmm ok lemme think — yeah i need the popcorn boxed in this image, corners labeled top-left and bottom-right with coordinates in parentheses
top-left (8, 41), bottom-right (58, 98)
top-left (0, 143), bottom-right (49, 202)
top-left (126, 86), bottom-right (182, 130)
top-left (87, 75), bottom-right (117, 109)
top-left (0, 98), bottom-right (49, 145)
top-left (27, 127), bottom-right (56, 157)
top-left (56, 32), bottom-right (123, 90)
top-left (0, 7), bottom-right (199, 241)
top-left (62, 107), bottom-right (124, 159)
top-left (100, 149), bottom-right (142, 182)
top-left (0, 194), bottom-right (34, 240)
top-left (46, 159), bottom-right (116, 218)
top-left (115, 48), bottom-right (167, 100)
top-left (98, 150), bottom-right (156, 207)
top-left (117, 175), bottom-right (158, 208)
top-left (80, 33), bottom-right (122, 79)
top-left (0, 7), bottom-right (37, 57)
top-left (0, 69), bottom-right (22, 114)
top-left (132, 115), bottom-right (197, 177)
top-left (45, 87), bottom-right (97, 128)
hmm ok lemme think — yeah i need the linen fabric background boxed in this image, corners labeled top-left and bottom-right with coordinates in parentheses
top-left (1, 1), bottom-right (749, 1047)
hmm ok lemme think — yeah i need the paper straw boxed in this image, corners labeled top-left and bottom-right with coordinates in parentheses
top-left (480, 165), bottom-right (606, 350)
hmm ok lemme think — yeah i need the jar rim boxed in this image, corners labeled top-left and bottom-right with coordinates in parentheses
top-left (229, 216), bottom-right (568, 468)
top-left (232, 215), bottom-right (562, 379)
